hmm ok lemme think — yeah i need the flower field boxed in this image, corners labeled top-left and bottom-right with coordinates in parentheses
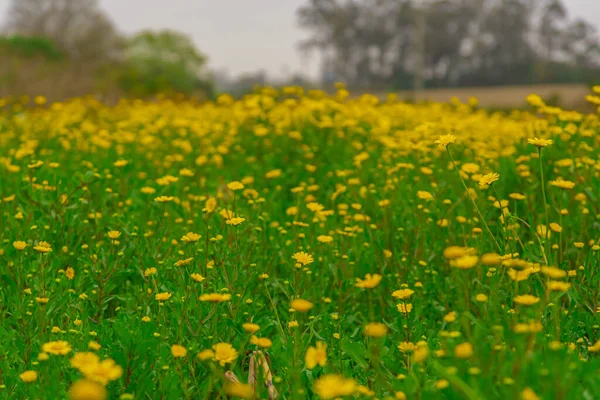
top-left (2, 86), bottom-right (600, 399)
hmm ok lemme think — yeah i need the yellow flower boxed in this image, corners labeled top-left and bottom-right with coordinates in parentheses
top-left (190, 273), bottom-right (205, 282)
top-left (65, 267), bottom-right (75, 280)
top-left (155, 196), bottom-right (174, 203)
top-left (355, 273), bottom-right (382, 289)
top-left (398, 342), bottom-right (416, 354)
top-left (107, 230), bottom-right (121, 240)
top-left (250, 336), bottom-right (272, 348)
top-left (197, 349), bottom-right (215, 361)
top-left (34, 241), bottom-right (52, 253)
top-left (478, 172), bottom-right (500, 187)
top-left (20, 370), bottom-right (37, 382)
top-left (181, 232), bottom-right (201, 242)
top-left (417, 191), bottom-right (433, 201)
top-left (225, 383), bottom-right (253, 399)
top-left (396, 303), bottom-right (413, 314)
top-left (42, 340), bottom-right (72, 355)
top-left (549, 178), bottom-right (575, 190)
top-left (171, 345), bottom-right (187, 357)
top-left (174, 257), bottom-right (194, 267)
top-left (450, 255), bottom-right (479, 269)
top-left (242, 323), bottom-right (260, 333)
top-left (313, 374), bottom-right (357, 399)
top-left (290, 299), bottom-right (313, 312)
top-left (71, 352), bottom-right (100, 370)
top-left (199, 293), bottom-right (231, 302)
top-left (13, 241), bottom-right (27, 250)
top-left (435, 134), bottom-right (457, 147)
top-left (317, 235), bottom-right (333, 243)
top-left (540, 266), bottom-right (566, 279)
top-left (204, 197), bottom-right (217, 213)
top-left (392, 289), bottom-right (414, 300)
top-left (475, 294), bottom-right (488, 303)
top-left (88, 341), bottom-right (101, 351)
top-left (227, 181), bottom-right (245, 191)
top-left (588, 340), bottom-right (600, 353)
top-left (153, 290), bottom-right (174, 301)
top-left (80, 358), bottom-right (123, 385)
top-left (521, 387), bottom-right (540, 400)
top-left (226, 217), bottom-right (246, 226)
top-left (364, 322), bottom-right (388, 338)
top-left (212, 343), bottom-right (238, 365)
top-left (513, 294), bottom-right (540, 306)
top-left (305, 342), bottom-right (327, 369)
top-left (69, 379), bottom-right (107, 400)
top-left (435, 379), bottom-right (449, 389)
top-left (547, 281), bottom-right (571, 292)
top-left (454, 342), bottom-right (473, 359)
top-left (292, 251), bottom-right (314, 266)
top-left (527, 137), bottom-right (553, 147)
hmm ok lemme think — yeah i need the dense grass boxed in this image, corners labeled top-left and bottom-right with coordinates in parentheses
top-left (1, 87), bottom-right (600, 399)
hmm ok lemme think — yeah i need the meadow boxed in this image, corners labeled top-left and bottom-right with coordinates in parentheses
top-left (1, 85), bottom-right (600, 399)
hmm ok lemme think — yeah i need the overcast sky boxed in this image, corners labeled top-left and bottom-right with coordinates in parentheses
top-left (0, 0), bottom-right (599, 80)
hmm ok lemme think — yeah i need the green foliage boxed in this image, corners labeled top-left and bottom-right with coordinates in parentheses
top-left (0, 35), bottom-right (64, 60)
top-left (118, 30), bottom-right (214, 98)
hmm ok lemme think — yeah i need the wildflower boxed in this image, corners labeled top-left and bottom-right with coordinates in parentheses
top-left (212, 343), bottom-right (238, 365)
top-left (34, 241), bottom-right (52, 253)
top-left (398, 342), bottom-right (416, 354)
top-left (521, 387), bottom-right (540, 400)
top-left (65, 267), bottom-right (75, 280)
top-left (42, 340), bottom-right (72, 355)
top-left (155, 196), bottom-right (174, 202)
top-left (155, 292), bottom-right (172, 301)
top-left (417, 191), bottom-right (433, 201)
top-left (435, 134), bottom-right (457, 147)
top-left (69, 379), bottom-right (107, 400)
top-left (250, 336), bottom-right (272, 348)
top-left (20, 370), bottom-right (37, 382)
top-left (392, 289), bottom-right (414, 300)
top-left (527, 137), bottom-right (553, 148)
top-left (199, 293), bottom-right (231, 302)
top-left (88, 341), bottom-right (101, 351)
top-left (305, 342), bottom-right (327, 369)
top-left (514, 295), bottom-right (540, 306)
top-left (79, 358), bottom-right (123, 385)
top-left (227, 181), bottom-right (245, 191)
top-left (292, 251), bottom-right (314, 266)
top-left (107, 230), bottom-right (121, 240)
top-left (204, 197), bottom-right (217, 213)
top-left (364, 323), bottom-right (388, 337)
top-left (479, 173), bottom-right (500, 187)
top-left (588, 340), bottom-right (600, 352)
top-left (190, 273), bottom-right (205, 282)
top-left (226, 217), bottom-right (246, 226)
top-left (225, 383), bottom-right (253, 399)
top-left (71, 352), bottom-right (100, 370)
top-left (171, 345), bottom-right (187, 357)
top-left (540, 266), bottom-right (566, 279)
top-left (174, 257), bottom-right (194, 267)
top-left (242, 323), bottom-right (260, 333)
top-left (197, 349), bottom-right (214, 361)
top-left (181, 232), bottom-right (200, 242)
top-left (475, 294), bottom-right (488, 302)
top-left (454, 342), bottom-right (474, 358)
top-left (547, 281), bottom-right (571, 292)
top-left (355, 273), bottom-right (382, 289)
top-left (13, 241), bottom-right (27, 250)
top-left (317, 235), bottom-right (333, 243)
top-left (288, 320), bottom-right (299, 328)
top-left (313, 374), bottom-right (357, 399)
top-left (291, 299), bottom-right (313, 312)
top-left (450, 255), bottom-right (479, 269)
top-left (397, 303), bottom-right (413, 314)
top-left (549, 178), bottom-right (575, 190)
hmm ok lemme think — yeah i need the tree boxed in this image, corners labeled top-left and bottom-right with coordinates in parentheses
top-left (297, 0), bottom-right (600, 89)
top-left (3, 0), bottom-right (122, 63)
top-left (118, 30), bottom-right (213, 98)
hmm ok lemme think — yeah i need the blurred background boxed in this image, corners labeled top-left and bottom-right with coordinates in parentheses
top-left (0, 0), bottom-right (598, 108)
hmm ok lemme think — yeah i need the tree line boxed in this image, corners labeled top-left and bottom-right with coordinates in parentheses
top-left (298, 0), bottom-right (600, 89)
top-left (0, 0), bottom-right (213, 102)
